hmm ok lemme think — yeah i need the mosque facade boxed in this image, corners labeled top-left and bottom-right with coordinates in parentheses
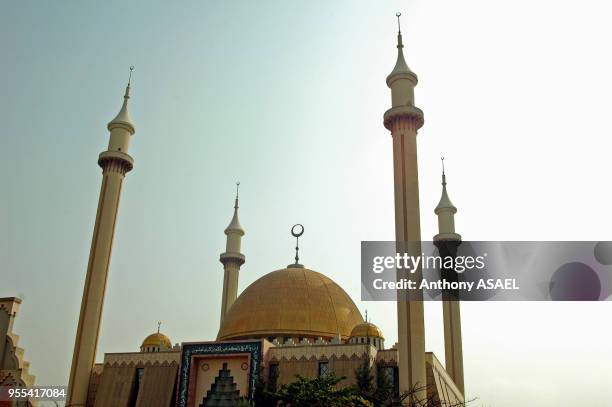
top-left (0, 16), bottom-right (466, 407)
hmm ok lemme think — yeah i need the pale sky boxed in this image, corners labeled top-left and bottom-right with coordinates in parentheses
top-left (1, 1), bottom-right (611, 406)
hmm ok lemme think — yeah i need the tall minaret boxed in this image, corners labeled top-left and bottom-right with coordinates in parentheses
top-left (383, 13), bottom-right (427, 397)
top-left (219, 183), bottom-right (245, 325)
top-left (67, 69), bottom-right (136, 407)
top-left (434, 159), bottom-right (465, 394)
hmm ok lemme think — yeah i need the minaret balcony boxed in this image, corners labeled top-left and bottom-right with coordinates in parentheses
top-left (220, 252), bottom-right (246, 266)
top-left (433, 232), bottom-right (462, 242)
top-left (98, 150), bottom-right (134, 173)
top-left (383, 105), bottom-right (424, 131)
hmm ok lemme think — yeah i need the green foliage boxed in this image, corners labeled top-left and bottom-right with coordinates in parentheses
top-left (353, 360), bottom-right (394, 407)
top-left (373, 366), bottom-right (393, 405)
top-left (253, 369), bottom-right (280, 407)
top-left (236, 398), bottom-right (253, 407)
top-left (355, 358), bottom-right (375, 395)
top-left (250, 363), bottom-right (472, 407)
top-left (275, 373), bottom-right (373, 407)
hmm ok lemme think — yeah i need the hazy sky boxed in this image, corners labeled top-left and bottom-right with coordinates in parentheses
top-left (2, 1), bottom-right (611, 406)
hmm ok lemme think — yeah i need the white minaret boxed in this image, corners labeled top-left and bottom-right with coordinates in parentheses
top-left (434, 159), bottom-right (465, 394)
top-left (383, 13), bottom-right (427, 398)
top-left (67, 69), bottom-right (136, 407)
top-left (219, 183), bottom-right (245, 325)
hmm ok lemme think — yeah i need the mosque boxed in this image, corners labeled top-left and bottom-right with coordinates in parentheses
top-left (0, 15), bottom-right (466, 407)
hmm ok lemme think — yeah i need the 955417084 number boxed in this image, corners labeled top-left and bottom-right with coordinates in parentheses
top-left (0, 386), bottom-right (67, 401)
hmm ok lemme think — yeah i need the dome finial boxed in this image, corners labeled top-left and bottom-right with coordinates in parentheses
top-left (396, 12), bottom-right (402, 34)
top-left (157, 321), bottom-right (161, 334)
top-left (289, 224), bottom-right (304, 268)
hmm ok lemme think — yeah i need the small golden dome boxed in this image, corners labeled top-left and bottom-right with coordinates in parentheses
top-left (350, 322), bottom-right (384, 340)
top-left (142, 332), bottom-right (172, 349)
top-left (217, 267), bottom-right (363, 341)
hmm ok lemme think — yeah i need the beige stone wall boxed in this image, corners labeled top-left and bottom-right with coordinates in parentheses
top-left (103, 350), bottom-right (180, 366)
top-left (88, 351), bottom-right (180, 407)
top-left (93, 365), bottom-right (137, 407)
top-left (267, 343), bottom-right (374, 388)
top-left (274, 356), bottom-right (318, 386)
top-left (135, 363), bottom-right (178, 407)
top-left (330, 355), bottom-right (373, 388)
top-left (268, 343), bottom-right (374, 362)
top-left (376, 348), bottom-right (399, 365)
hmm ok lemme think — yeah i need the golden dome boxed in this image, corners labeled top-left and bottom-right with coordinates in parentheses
top-left (350, 322), bottom-right (384, 339)
top-left (142, 332), bottom-right (172, 349)
top-left (217, 267), bottom-right (363, 341)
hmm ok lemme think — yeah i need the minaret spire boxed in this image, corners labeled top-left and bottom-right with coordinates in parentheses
top-left (108, 66), bottom-right (135, 134)
top-left (124, 66), bottom-right (133, 97)
top-left (396, 12), bottom-right (403, 48)
top-left (435, 157), bottom-right (460, 240)
top-left (441, 156), bottom-right (446, 176)
top-left (234, 181), bottom-right (240, 209)
top-left (128, 65), bottom-right (134, 85)
top-left (386, 12), bottom-right (416, 92)
top-left (219, 184), bottom-right (246, 326)
top-left (225, 181), bottom-right (244, 234)
top-left (433, 158), bottom-right (465, 395)
top-left (68, 69), bottom-right (137, 407)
